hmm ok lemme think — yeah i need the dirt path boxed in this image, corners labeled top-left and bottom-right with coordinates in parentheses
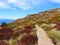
top-left (35, 25), bottom-right (54, 45)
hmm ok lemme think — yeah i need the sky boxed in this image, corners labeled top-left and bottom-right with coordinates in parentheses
top-left (0, 0), bottom-right (60, 19)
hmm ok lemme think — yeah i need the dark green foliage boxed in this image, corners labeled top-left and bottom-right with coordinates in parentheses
top-left (1, 22), bottom-right (7, 27)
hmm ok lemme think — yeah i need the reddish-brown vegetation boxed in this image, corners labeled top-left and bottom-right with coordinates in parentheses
top-left (50, 37), bottom-right (57, 45)
top-left (0, 27), bottom-right (14, 40)
top-left (13, 28), bottom-right (24, 37)
top-left (16, 34), bottom-right (38, 45)
top-left (0, 40), bottom-right (9, 45)
top-left (54, 22), bottom-right (60, 30)
top-left (21, 34), bottom-right (38, 45)
top-left (24, 25), bottom-right (34, 33)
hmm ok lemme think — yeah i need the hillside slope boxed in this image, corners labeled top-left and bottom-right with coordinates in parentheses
top-left (0, 8), bottom-right (60, 45)
top-left (9, 8), bottom-right (60, 29)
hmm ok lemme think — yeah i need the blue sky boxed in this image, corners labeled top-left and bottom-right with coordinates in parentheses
top-left (0, 0), bottom-right (60, 19)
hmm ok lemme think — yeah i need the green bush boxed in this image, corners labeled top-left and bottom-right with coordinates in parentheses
top-left (9, 24), bottom-right (18, 29)
top-left (48, 30), bottom-right (60, 42)
top-left (57, 16), bottom-right (60, 21)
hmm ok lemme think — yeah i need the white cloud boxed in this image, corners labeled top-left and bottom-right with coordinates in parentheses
top-left (0, 1), bottom-right (9, 8)
top-left (7, 0), bottom-right (17, 3)
top-left (0, 0), bottom-right (46, 10)
top-left (7, 0), bottom-right (33, 10)
top-left (50, 0), bottom-right (60, 3)
top-left (30, 0), bottom-right (42, 5)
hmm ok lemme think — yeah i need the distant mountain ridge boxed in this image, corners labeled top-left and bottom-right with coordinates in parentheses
top-left (0, 19), bottom-right (14, 25)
